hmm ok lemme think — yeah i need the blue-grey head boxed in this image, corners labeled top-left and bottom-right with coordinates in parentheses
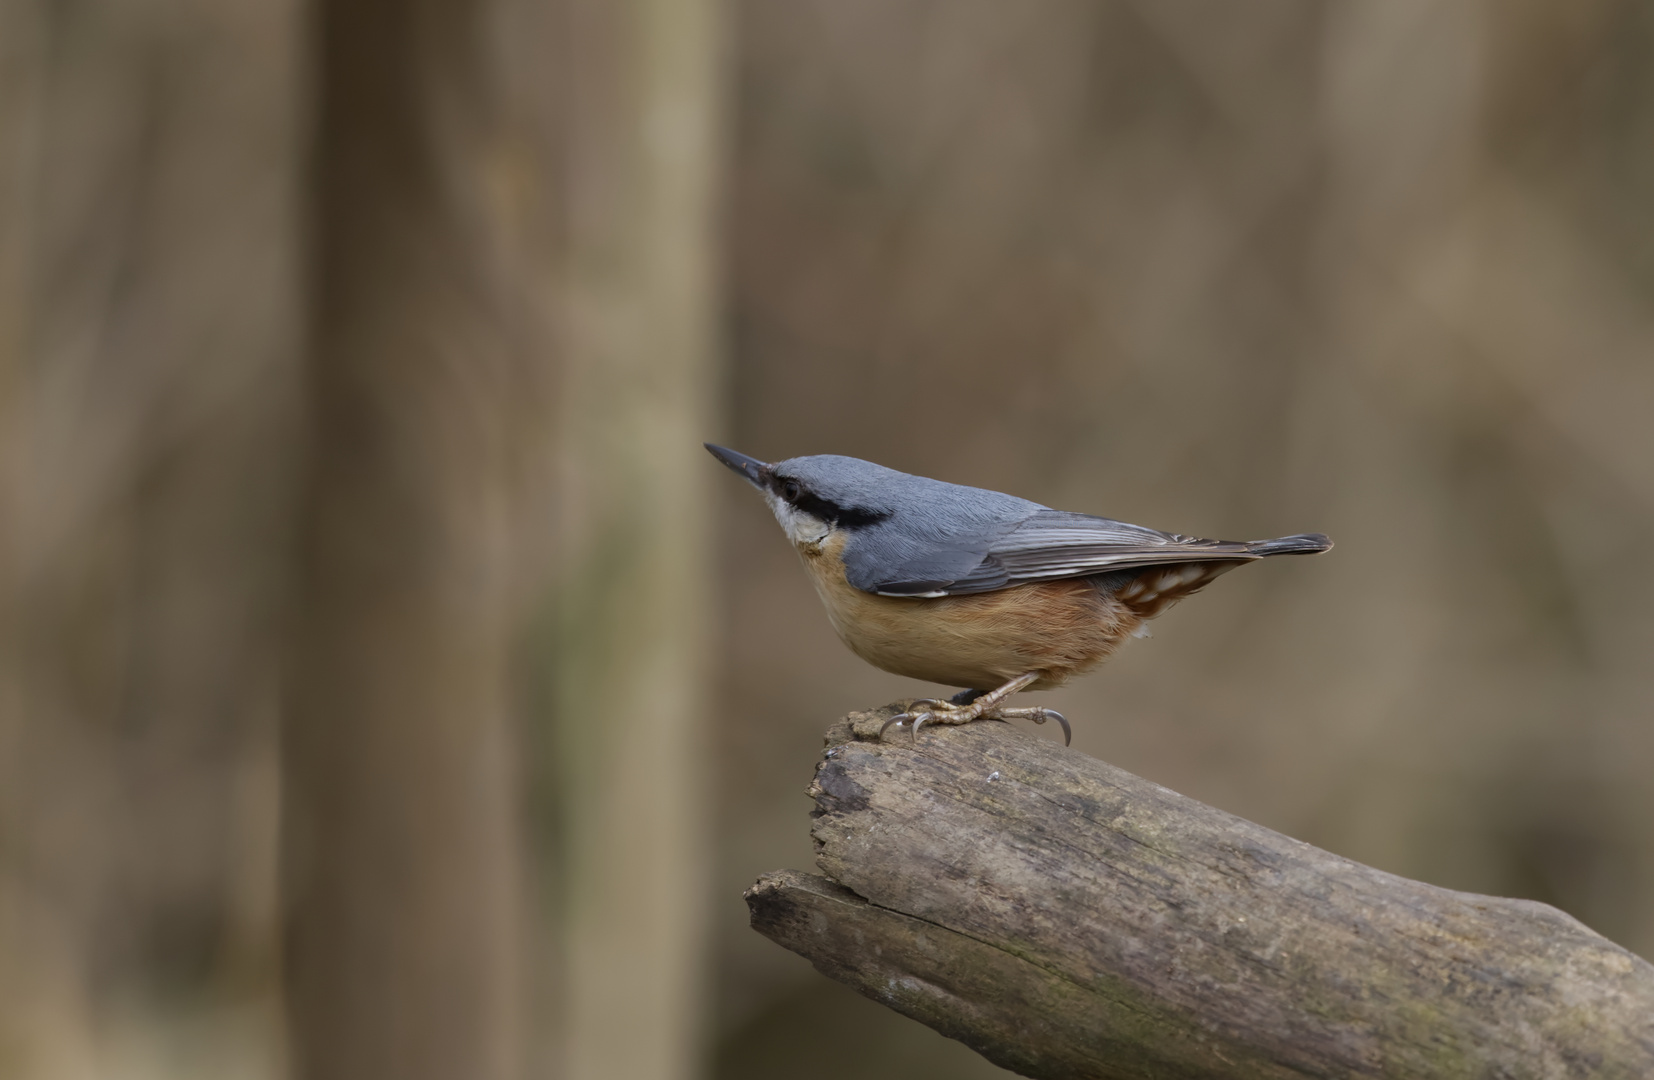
top-left (704, 444), bottom-right (908, 546)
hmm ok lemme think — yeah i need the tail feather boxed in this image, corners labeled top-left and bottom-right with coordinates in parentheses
top-left (1248, 532), bottom-right (1333, 556)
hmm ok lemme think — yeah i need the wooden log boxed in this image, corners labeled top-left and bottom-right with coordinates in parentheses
top-left (746, 705), bottom-right (1654, 1079)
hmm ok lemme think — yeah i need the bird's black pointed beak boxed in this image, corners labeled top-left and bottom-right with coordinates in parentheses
top-left (705, 443), bottom-right (769, 488)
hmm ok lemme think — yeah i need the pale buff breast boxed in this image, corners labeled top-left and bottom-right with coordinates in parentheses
top-left (796, 533), bottom-right (1143, 691)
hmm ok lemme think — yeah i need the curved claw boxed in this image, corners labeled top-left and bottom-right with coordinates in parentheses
top-left (879, 709), bottom-right (937, 744)
top-left (878, 712), bottom-right (915, 741)
top-left (1001, 706), bottom-right (1072, 746)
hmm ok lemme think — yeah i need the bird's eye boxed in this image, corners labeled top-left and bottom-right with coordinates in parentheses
top-left (780, 479), bottom-right (802, 501)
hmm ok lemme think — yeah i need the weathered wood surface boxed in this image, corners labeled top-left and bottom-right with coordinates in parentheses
top-left (746, 705), bottom-right (1654, 1079)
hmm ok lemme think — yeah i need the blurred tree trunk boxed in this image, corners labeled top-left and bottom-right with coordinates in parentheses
top-left (552, 1), bottom-right (726, 1078)
top-left (281, 0), bottom-right (552, 1075)
top-left (0, 0), bottom-right (301, 1074)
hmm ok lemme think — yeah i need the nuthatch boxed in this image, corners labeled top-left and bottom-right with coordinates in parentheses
top-left (707, 445), bottom-right (1330, 745)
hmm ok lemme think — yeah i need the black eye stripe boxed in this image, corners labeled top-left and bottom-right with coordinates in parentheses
top-left (834, 505), bottom-right (892, 528)
top-left (788, 488), bottom-right (839, 523)
top-left (771, 476), bottom-right (890, 529)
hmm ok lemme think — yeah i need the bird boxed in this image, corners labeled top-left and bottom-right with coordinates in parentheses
top-left (706, 444), bottom-right (1330, 745)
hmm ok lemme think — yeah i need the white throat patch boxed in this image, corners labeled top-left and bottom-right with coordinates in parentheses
top-left (763, 490), bottom-right (830, 547)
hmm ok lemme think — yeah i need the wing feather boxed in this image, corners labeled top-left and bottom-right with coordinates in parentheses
top-left (869, 510), bottom-right (1258, 596)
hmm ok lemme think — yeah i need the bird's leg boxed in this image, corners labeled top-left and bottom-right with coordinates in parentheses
top-left (880, 672), bottom-right (1069, 746)
top-left (897, 687), bottom-right (985, 713)
top-left (993, 706), bottom-right (1072, 747)
top-left (893, 677), bottom-right (1032, 722)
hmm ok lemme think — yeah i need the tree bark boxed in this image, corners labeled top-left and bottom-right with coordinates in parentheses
top-left (748, 706), bottom-right (1654, 1079)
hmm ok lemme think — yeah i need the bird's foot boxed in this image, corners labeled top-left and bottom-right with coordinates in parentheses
top-left (878, 675), bottom-right (1068, 746)
top-left (881, 698), bottom-right (983, 738)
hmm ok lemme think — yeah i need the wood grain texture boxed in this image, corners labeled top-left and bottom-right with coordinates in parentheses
top-left (747, 706), bottom-right (1654, 1079)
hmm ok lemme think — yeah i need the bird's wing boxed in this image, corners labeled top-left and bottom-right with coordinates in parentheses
top-left (848, 540), bottom-right (1002, 597)
top-left (866, 510), bottom-right (1258, 596)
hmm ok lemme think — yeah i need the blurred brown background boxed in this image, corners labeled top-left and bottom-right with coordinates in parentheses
top-left (2, 1), bottom-right (1652, 1077)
